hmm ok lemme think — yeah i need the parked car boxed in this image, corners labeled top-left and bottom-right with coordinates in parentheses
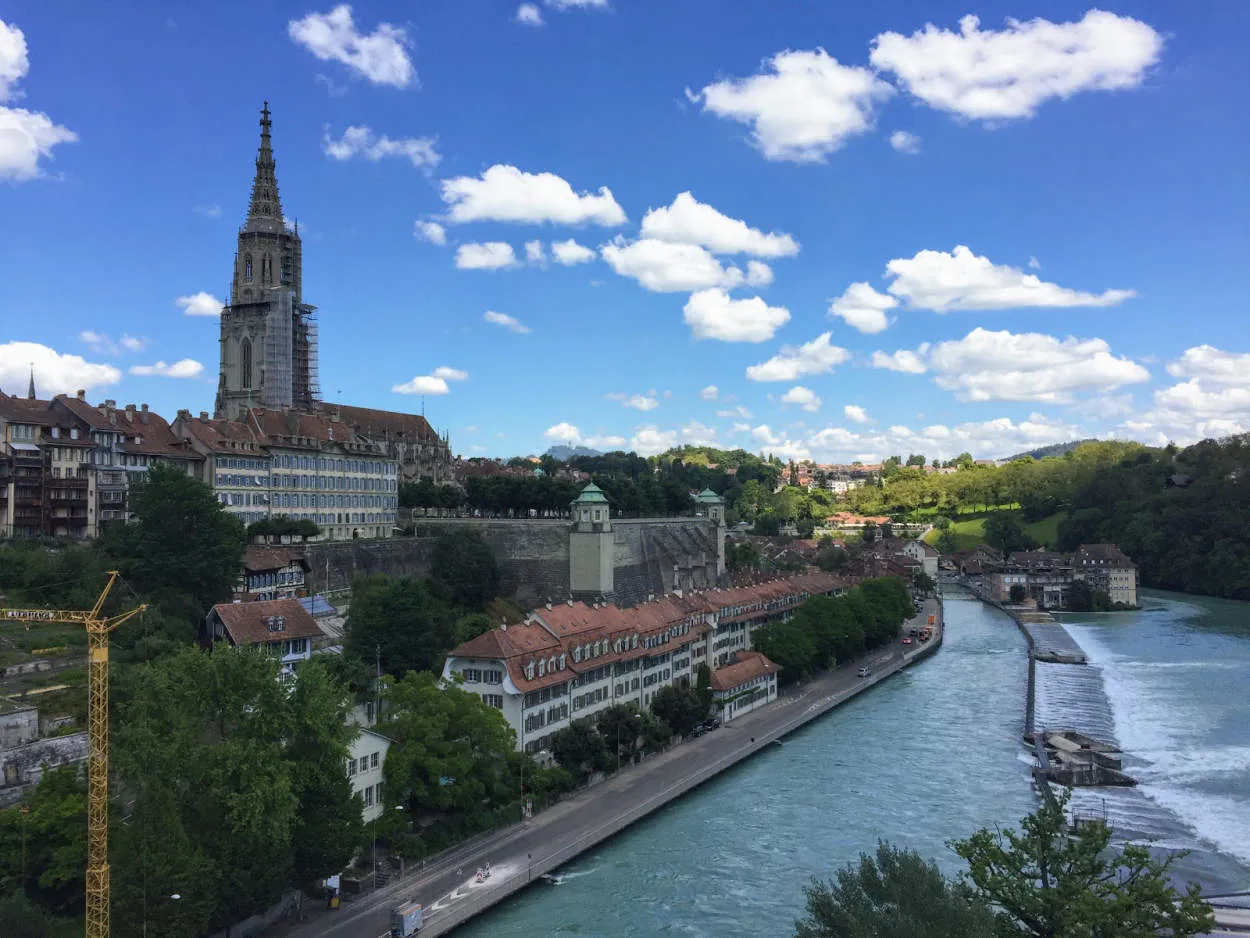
top-left (901, 637), bottom-right (913, 645)
top-left (856, 666), bottom-right (871, 678)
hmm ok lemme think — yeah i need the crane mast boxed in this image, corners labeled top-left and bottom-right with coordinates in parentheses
top-left (2, 571), bottom-right (146, 938)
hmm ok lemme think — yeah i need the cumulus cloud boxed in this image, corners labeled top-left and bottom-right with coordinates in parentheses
top-left (691, 48), bottom-right (894, 162)
top-left (455, 242), bottom-right (518, 270)
top-left (870, 10), bottom-right (1163, 122)
top-left (544, 421), bottom-right (582, 443)
top-left (393, 376), bottom-right (447, 395)
top-left (889, 130), bottom-right (921, 154)
top-left (1121, 344), bottom-right (1250, 444)
top-left (431, 366), bottom-right (468, 381)
top-left (323, 125), bottom-right (439, 168)
top-left (745, 260), bottom-right (773, 287)
top-left (1166, 345), bottom-right (1250, 387)
top-left (700, 385), bottom-right (719, 401)
top-left (414, 220), bottom-right (447, 245)
top-left (547, 0), bottom-right (610, 9)
top-left (781, 386), bottom-right (821, 412)
top-left (844, 404), bottom-right (870, 424)
top-left (884, 245), bottom-right (1134, 311)
top-left (683, 289), bottom-right (790, 343)
top-left (600, 238), bottom-right (757, 293)
top-left (829, 282), bottom-right (898, 333)
top-left (483, 310), bottom-right (531, 333)
top-left (79, 331), bottom-right (147, 355)
top-left (515, 3), bottom-right (543, 25)
top-left (176, 292), bottom-right (225, 317)
top-left (129, 359), bottom-right (204, 379)
top-left (193, 204), bottom-right (222, 218)
top-left (870, 346), bottom-right (929, 374)
top-left (440, 164), bottom-right (627, 226)
top-left (639, 192), bottom-right (799, 257)
top-left (607, 392), bottom-right (659, 412)
top-left (0, 18), bottom-right (77, 182)
top-left (886, 327), bottom-right (1150, 402)
top-left (545, 422), bottom-right (627, 451)
top-left (629, 427), bottom-right (676, 457)
top-left (0, 341), bottom-right (121, 396)
top-left (523, 240), bottom-right (546, 266)
top-left (717, 404), bottom-right (753, 420)
top-left (746, 332), bottom-right (850, 381)
top-left (551, 238), bottom-right (595, 265)
top-left (288, 5), bottom-right (414, 87)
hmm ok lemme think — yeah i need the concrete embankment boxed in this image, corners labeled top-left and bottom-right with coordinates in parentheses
top-left (288, 597), bottom-right (945, 938)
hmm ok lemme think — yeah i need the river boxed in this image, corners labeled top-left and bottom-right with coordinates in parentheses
top-left (455, 588), bottom-right (1250, 937)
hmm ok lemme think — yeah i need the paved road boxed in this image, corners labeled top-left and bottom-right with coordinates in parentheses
top-left (276, 598), bottom-right (943, 938)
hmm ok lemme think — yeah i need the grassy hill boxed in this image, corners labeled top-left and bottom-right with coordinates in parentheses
top-left (923, 511), bottom-right (1063, 552)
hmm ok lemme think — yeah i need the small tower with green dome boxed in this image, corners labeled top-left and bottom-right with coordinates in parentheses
top-left (692, 488), bottom-right (727, 577)
top-left (569, 482), bottom-right (614, 595)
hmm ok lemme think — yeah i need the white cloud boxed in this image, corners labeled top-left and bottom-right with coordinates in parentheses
top-left (639, 192), bottom-right (799, 258)
top-left (1028, 256), bottom-right (1041, 270)
top-left (431, 366), bottom-right (468, 381)
top-left (0, 341), bottom-right (121, 396)
top-left (440, 164), bottom-right (627, 226)
top-left (393, 375), bottom-right (450, 395)
top-left (547, 0), bottom-right (610, 9)
top-left (129, 359), bottom-right (204, 379)
top-left (680, 420), bottom-right (718, 446)
top-left (176, 292), bottom-right (225, 317)
top-left (544, 422), bottom-right (626, 450)
top-left (924, 327), bottom-right (1150, 402)
top-left (584, 433), bottom-right (627, 450)
top-left (717, 405), bottom-right (753, 420)
top-left (288, 5), bottom-right (414, 88)
top-left (700, 385), bottom-right (719, 401)
top-left (829, 281), bottom-right (898, 333)
top-left (193, 203), bottom-right (222, 218)
top-left (629, 427), bottom-right (677, 457)
top-left (692, 48), bottom-right (894, 163)
top-left (483, 311), bottom-right (531, 333)
top-left (745, 260), bottom-right (774, 287)
top-left (746, 332), bottom-right (849, 381)
top-left (884, 245), bottom-right (1135, 311)
top-left (455, 242), bottom-right (518, 270)
top-left (601, 238), bottom-right (756, 293)
top-left (414, 220), bottom-right (447, 245)
top-left (515, 4), bottom-right (543, 26)
top-left (323, 126), bottom-right (439, 169)
top-left (525, 240), bottom-right (546, 265)
top-left (79, 331), bottom-right (147, 355)
top-left (1166, 345), bottom-right (1250, 387)
top-left (870, 11), bottom-right (1163, 122)
top-left (551, 239), bottom-right (595, 265)
top-left (0, 18), bottom-right (77, 182)
top-left (683, 289), bottom-right (790, 343)
top-left (544, 422), bottom-right (582, 442)
top-left (870, 346), bottom-right (929, 374)
top-left (844, 404), bottom-right (870, 424)
top-left (781, 386), bottom-right (821, 412)
top-left (609, 393), bottom-right (658, 412)
top-left (888, 130), bottom-right (921, 154)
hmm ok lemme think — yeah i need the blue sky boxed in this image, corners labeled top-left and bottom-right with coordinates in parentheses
top-left (2, 0), bottom-right (1248, 462)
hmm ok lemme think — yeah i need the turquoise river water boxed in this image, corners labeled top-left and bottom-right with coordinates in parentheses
top-left (456, 588), bottom-right (1250, 937)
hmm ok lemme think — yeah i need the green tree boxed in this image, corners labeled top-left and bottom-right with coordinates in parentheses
top-left (1008, 584), bottom-right (1028, 604)
top-left (935, 530), bottom-right (958, 555)
top-left (860, 521), bottom-right (878, 544)
top-left (795, 842), bottom-right (994, 938)
top-left (550, 719), bottom-right (610, 780)
top-left (110, 462), bottom-right (246, 617)
top-left (430, 529), bottom-right (501, 609)
top-left (345, 575), bottom-right (457, 676)
top-left (982, 512), bottom-right (1037, 554)
top-left (453, 612), bottom-right (497, 645)
top-left (952, 793), bottom-right (1214, 937)
top-left (0, 765), bottom-right (87, 916)
top-left (650, 683), bottom-right (708, 737)
top-left (913, 572), bottom-right (936, 595)
top-left (0, 894), bottom-right (51, 938)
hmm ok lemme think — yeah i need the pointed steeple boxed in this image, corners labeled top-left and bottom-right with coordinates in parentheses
top-left (245, 101), bottom-right (285, 234)
top-left (27, 365), bottom-right (36, 400)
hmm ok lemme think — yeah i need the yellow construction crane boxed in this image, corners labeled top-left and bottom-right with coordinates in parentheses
top-left (1, 571), bottom-right (146, 938)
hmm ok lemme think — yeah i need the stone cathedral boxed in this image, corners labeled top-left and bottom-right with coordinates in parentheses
top-left (213, 104), bottom-right (456, 484)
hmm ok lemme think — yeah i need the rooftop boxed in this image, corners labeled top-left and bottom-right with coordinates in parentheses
top-left (209, 598), bottom-right (323, 646)
top-left (710, 651), bottom-right (780, 691)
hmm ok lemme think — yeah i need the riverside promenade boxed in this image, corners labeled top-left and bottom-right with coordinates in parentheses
top-left (277, 596), bottom-right (944, 938)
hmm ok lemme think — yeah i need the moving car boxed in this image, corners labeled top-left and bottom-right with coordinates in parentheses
top-left (857, 666), bottom-right (871, 677)
top-left (901, 637), bottom-right (913, 645)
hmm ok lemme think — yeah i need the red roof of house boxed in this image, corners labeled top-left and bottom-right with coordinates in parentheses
top-left (323, 403), bottom-right (439, 443)
top-left (209, 598), bottom-right (323, 646)
top-left (710, 651), bottom-right (780, 691)
top-left (242, 546), bottom-right (308, 573)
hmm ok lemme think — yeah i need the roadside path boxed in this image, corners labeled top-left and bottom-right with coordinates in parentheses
top-left (275, 597), bottom-right (943, 938)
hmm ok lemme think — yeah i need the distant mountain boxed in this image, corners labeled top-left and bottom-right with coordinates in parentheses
top-left (1006, 439), bottom-right (1098, 461)
top-left (544, 444), bottom-right (603, 460)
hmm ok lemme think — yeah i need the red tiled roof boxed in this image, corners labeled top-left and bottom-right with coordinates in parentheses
top-left (322, 403), bottom-right (438, 443)
top-left (178, 414), bottom-right (267, 453)
top-left (209, 598), bottom-right (323, 646)
top-left (710, 651), bottom-right (780, 691)
top-left (0, 395), bottom-right (56, 425)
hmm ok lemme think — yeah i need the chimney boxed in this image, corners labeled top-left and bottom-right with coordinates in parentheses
top-left (124, 404), bottom-right (136, 422)
top-left (176, 409), bottom-right (190, 419)
top-left (76, 389), bottom-right (86, 401)
top-left (199, 412), bottom-right (209, 421)
top-left (140, 403), bottom-right (149, 424)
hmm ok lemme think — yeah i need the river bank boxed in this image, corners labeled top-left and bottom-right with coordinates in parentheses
top-left (277, 597), bottom-right (945, 938)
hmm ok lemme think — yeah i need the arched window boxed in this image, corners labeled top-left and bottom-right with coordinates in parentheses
top-left (241, 338), bottom-right (253, 389)
top-left (244, 255), bottom-right (253, 281)
top-left (262, 254), bottom-right (272, 284)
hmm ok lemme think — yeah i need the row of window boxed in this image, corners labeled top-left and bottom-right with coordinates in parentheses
top-left (271, 493), bottom-right (396, 510)
top-left (480, 693), bottom-right (504, 709)
top-left (459, 668), bottom-right (504, 685)
top-left (347, 750), bottom-right (382, 776)
top-left (216, 473), bottom-right (268, 488)
top-left (642, 669), bottom-right (672, 688)
top-left (273, 454), bottom-right (392, 475)
top-left (572, 687), bottom-right (608, 711)
top-left (271, 473), bottom-right (396, 493)
top-left (218, 456), bottom-right (267, 470)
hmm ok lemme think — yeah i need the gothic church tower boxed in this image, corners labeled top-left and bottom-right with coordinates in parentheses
top-left (215, 103), bottom-right (319, 419)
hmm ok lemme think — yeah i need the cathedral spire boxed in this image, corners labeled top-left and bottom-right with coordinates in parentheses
top-left (27, 365), bottom-right (36, 400)
top-left (245, 101), bottom-right (285, 234)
